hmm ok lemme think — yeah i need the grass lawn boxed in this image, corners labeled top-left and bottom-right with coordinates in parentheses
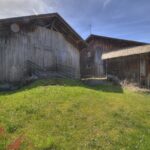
top-left (0, 79), bottom-right (150, 150)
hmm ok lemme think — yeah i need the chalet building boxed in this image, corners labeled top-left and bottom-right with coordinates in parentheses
top-left (80, 34), bottom-right (150, 88)
top-left (0, 13), bottom-right (85, 83)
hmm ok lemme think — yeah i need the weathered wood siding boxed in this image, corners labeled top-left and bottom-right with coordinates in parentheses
top-left (107, 55), bottom-right (140, 83)
top-left (81, 36), bottom-right (146, 78)
top-left (0, 26), bottom-right (80, 82)
top-left (106, 53), bottom-right (150, 88)
top-left (80, 44), bottom-right (104, 78)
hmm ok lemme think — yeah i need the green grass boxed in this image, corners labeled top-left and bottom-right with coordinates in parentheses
top-left (0, 79), bottom-right (150, 150)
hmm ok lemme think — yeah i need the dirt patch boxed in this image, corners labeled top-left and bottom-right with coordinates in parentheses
top-left (7, 135), bottom-right (24, 150)
top-left (122, 83), bottom-right (150, 93)
top-left (0, 126), bottom-right (5, 135)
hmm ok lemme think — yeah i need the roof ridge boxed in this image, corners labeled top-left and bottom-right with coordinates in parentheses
top-left (86, 34), bottom-right (149, 44)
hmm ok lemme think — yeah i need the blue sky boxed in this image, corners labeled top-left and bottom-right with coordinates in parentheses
top-left (0, 0), bottom-right (150, 42)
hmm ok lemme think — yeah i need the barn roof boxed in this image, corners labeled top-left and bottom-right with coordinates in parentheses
top-left (102, 45), bottom-right (150, 60)
top-left (86, 34), bottom-right (147, 45)
top-left (0, 13), bottom-right (86, 49)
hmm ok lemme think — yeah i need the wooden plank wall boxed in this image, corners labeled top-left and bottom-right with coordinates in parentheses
top-left (81, 37), bottom-right (145, 78)
top-left (107, 55), bottom-right (140, 84)
top-left (106, 54), bottom-right (150, 88)
top-left (0, 26), bottom-right (80, 82)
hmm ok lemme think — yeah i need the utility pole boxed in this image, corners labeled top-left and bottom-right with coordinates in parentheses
top-left (89, 24), bottom-right (92, 35)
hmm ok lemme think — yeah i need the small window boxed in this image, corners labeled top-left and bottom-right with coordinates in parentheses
top-left (87, 52), bottom-right (91, 58)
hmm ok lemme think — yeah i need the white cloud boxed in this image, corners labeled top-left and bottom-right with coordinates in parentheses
top-left (103, 0), bottom-right (112, 8)
top-left (0, 0), bottom-right (56, 19)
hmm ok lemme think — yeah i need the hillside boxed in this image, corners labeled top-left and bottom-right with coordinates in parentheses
top-left (0, 79), bottom-right (150, 150)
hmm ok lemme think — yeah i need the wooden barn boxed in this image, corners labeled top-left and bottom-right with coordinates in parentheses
top-left (102, 45), bottom-right (150, 88)
top-left (0, 13), bottom-right (85, 83)
top-left (80, 34), bottom-right (150, 88)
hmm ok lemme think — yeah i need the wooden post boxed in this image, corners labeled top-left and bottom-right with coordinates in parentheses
top-left (105, 60), bottom-right (108, 78)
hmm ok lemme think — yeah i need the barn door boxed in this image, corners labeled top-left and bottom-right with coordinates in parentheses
top-left (95, 49), bottom-right (104, 77)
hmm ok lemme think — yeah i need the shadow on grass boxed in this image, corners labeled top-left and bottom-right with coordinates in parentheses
top-left (0, 78), bottom-right (123, 96)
